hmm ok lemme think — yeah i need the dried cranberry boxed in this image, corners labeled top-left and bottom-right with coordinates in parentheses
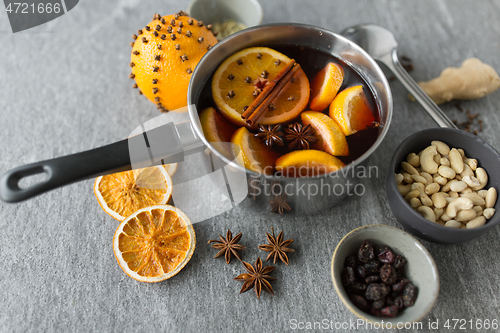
top-left (365, 283), bottom-right (389, 301)
top-left (355, 265), bottom-right (366, 279)
top-left (358, 240), bottom-right (375, 263)
top-left (394, 295), bottom-right (405, 309)
top-left (380, 264), bottom-right (398, 285)
top-left (371, 299), bottom-right (385, 310)
top-left (363, 260), bottom-right (380, 275)
top-left (344, 255), bottom-right (358, 268)
top-left (378, 248), bottom-right (395, 264)
top-left (392, 279), bottom-right (410, 293)
top-left (342, 266), bottom-right (355, 287)
top-left (393, 254), bottom-right (407, 269)
top-left (397, 267), bottom-right (406, 279)
top-left (351, 282), bottom-right (367, 295)
top-left (350, 294), bottom-right (369, 311)
top-left (381, 305), bottom-right (399, 318)
top-left (369, 308), bottom-right (381, 317)
top-left (385, 296), bottom-right (394, 306)
top-left (403, 283), bottom-right (418, 307)
top-left (365, 275), bottom-right (380, 284)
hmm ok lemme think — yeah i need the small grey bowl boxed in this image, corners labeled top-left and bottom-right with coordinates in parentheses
top-left (187, 0), bottom-right (263, 29)
top-left (331, 224), bottom-right (439, 327)
top-left (386, 128), bottom-right (500, 244)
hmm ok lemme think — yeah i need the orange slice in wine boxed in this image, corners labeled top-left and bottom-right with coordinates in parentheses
top-left (309, 62), bottom-right (344, 111)
top-left (275, 150), bottom-right (345, 177)
top-left (211, 47), bottom-right (310, 127)
top-left (301, 111), bottom-right (349, 156)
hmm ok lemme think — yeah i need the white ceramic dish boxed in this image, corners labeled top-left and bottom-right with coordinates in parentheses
top-left (187, 0), bottom-right (263, 29)
top-left (331, 224), bottom-right (439, 327)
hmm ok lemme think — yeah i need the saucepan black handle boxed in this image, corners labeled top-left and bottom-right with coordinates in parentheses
top-left (0, 138), bottom-right (132, 203)
top-left (0, 122), bottom-right (188, 203)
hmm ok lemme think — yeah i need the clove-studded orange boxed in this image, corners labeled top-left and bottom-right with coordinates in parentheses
top-left (129, 11), bottom-right (218, 112)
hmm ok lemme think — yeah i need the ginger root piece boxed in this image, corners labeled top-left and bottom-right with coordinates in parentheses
top-left (418, 58), bottom-right (500, 105)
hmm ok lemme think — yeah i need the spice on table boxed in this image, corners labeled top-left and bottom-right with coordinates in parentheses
top-left (258, 227), bottom-right (294, 265)
top-left (234, 257), bottom-right (276, 298)
top-left (212, 19), bottom-right (247, 39)
top-left (207, 230), bottom-right (246, 264)
top-left (255, 124), bottom-right (284, 148)
top-left (270, 193), bottom-right (291, 214)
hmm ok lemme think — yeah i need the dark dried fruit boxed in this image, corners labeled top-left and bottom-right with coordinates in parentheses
top-left (365, 283), bottom-right (389, 301)
top-left (365, 275), bottom-right (380, 284)
top-left (394, 295), bottom-right (404, 309)
top-left (403, 283), bottom-right (418, 307)
top-left (378, 248), bottom-right (395, 264)
top-left (393, 254), bottom-right (407, 270)
top-left (385, 296), bottom-right (394, 306)
top-left (380, 264), bottom-right (398, 285)
top-left (350, 295), bottom-right (369, 311)
top-left (363, 260), bottom-right (380, 275)
top-left (392, 279), bottom-right (410, 293)
top-left (381, 305), bottom-right (399, 318)
top-left (358, 240), bottom-right (375, 263)
top-left (342, 267), bottom-right (355, 287)
top-left (344, 255), bottom-right (357, 268)
top-left (371, 299), bottom-right (385, 310)
top-left (355, 265), bottom-right (366, 279)
top-left (351, 282), bottom-right (367, 295)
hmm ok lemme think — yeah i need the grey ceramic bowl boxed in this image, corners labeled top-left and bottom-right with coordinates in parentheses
top-left (331, 224), bottom-right (439, 327)
top-left (386, 128), bottom-right (500, 244)
top-left (187, 0), bottom-right (263, 29)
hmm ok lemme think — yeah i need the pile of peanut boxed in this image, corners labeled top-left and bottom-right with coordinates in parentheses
top-left (396, 141), bottom-right (497, 229)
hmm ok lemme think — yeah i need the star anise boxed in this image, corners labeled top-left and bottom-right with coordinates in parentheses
top-left (207, 230), bottom-right (245, 264)
top-left (270, 193), bottom-right (291, 214)
top-left (255, 124), bottom-right (284, 148)
top-left (234, 257), bottom-right (277, 298)
top-left (284, 122), bottom-right (317, 150)
top-left (258, 227), bottom-right (295, 265)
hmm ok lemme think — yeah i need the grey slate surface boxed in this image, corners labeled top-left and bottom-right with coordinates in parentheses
top-left (1, 0), bottom-right (500, 332)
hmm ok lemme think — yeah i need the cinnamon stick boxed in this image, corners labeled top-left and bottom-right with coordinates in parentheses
top-left (245, 64), bottom-right (302, 127)
top-left (241, 59), bottom-right (296, 120)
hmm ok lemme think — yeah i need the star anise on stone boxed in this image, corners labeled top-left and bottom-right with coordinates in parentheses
top-left (284, 122), bottom-right (317, 150)
top-left (234, 257), bottom-right (277, 298)
top-left (255, 124), bottom-right (284, 148)
top-left (207, 230), bottom-right (245, 264)
top-left (258, 227), bottom-right (294, 265)
top-left (270, 193), bottom-right (291, 214)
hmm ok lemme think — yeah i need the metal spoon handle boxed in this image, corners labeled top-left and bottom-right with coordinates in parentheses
top-left (379, 50), bottom-right (457, 129)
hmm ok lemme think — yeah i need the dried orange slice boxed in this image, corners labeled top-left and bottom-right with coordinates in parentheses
top-left (301, 111), bottom-right (349, 156)
top-left (231, 127), bottom-right (278, 175)
top-left (329, 85), bottom-right (375, 136)
top-left (113, 205), bottom-right (195, 282)
top-left (309, 62), bottom-right (344, 111)
top-left (94, 166), bottom-right (172, 221)
top-left (212, 47), bottom-right (310, 126)
top-left (275, 150), bottom-right (345, 177)
top-left (163, 163), bottom-right (178, 176)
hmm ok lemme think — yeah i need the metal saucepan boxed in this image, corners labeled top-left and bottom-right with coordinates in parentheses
top-left (0, 23), bottom-right (393, 215)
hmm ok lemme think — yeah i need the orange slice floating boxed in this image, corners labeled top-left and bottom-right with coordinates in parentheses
top-left (231, 127), bottom-right (278, 175)
top-left (301, 111), bottom-right (349, 156)
top-left (275, 149), bottom-right (345, 177)
top-left (94, 166), bottom-right (172, 221)
top-left (113, 205), bottom-right (195, 282)
top-left (329, 85), bottom-right (375, 136)
top-left (199, 106), bottom-right (238, 159)
top-left (211, 47), bottom-right (310, 126)
top-left (309, 62), bottom-right (344, 111)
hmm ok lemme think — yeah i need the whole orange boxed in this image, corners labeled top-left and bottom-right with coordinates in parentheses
top-left (129, 11), bottom-right (218, 112)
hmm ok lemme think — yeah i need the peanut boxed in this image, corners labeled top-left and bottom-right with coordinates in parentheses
top-left (450, 181), bottom-right (467, 192)
top-left (417, 206), bottom-right (436, 222)
top-left (425, 183), bottom-right (440, 195)
top-left (466, 216), bottom-right (486, 229)
top-left (444, 220), bottom-right (462, 229)
top-left (401, 161), bottom-right (419, 175)
top-left (483, 208), bottom-right (496, 219)
top-left (455, 209), bottom-right (477, 222)
top-left (449, 148), bottom-right (464, 173)
top-left (410, 197), bottom-right (422, 208)
top-left (395, 173), bottom-right (404, 185)
top-left (485, 187), bottom-right (497, 208)
top-left (438, 165), bottom-right (456, 179)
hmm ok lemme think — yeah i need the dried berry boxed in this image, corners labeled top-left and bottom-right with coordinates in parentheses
top-left (365, 283), bottom-right (389, 301)
top-left (371, 299), bottom-right (385, 310)
top-left (392, 279), bottom-right (410, 293)
top-left (403, 283), bottom-right (418, 307)
top-left (394, 295), bottom-right (405, 310)
top-left (378, 248), bottom-right (395, 264)
top-left (344, 255), bottom-right (357, 268)
top-left (380, 264), bottom-right (398, 285)
top-left (350, 295), bottom-right (369, 311)
top-left (393, 254), bottom-right (407, 270)
top-left (351, 282), bottom-right (367, 295)
top-left (365, 275), bottom-right (380, 284)
top-left (355, 265), bottom-right (366, 279)
top-left (381, 305), bottom-right (399, 318)
top-left (358, 240), bottom-right (375, 263)
top-left (363, 260), bottom-right (380, 275)
top-left (385, 296), bottom-right (394, 306)
top-left (342, 266), bottom-right (355, 287)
